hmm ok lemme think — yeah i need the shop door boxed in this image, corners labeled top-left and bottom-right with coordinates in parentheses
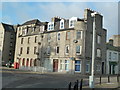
top-left (53, 59), bottom-right (58, 72)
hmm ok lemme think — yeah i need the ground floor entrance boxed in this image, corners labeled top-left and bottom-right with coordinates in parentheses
top-left (53, 59), bottom-right (58, 72)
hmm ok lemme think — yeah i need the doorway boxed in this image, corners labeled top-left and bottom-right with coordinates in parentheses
top-left (102, 62), bottom-right (104, 74)
top-left (53, 59), bottom-right (58, 72)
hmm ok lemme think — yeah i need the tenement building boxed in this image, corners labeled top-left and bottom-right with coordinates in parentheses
top-left (106, 38), bottom-right (120, 74)
top-left (14, 9), bottom-right (107, 75)
top-left (0, 23), bottom-right (16, 65)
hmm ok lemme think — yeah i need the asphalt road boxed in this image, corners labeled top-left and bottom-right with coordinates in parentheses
top-left (1, 67), bottom-right (120, 89)
top-left (1, 67), bottom-right (88, 88)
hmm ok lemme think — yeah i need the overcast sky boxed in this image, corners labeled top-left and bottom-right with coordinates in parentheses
top-left (1, 1), bottom-right (119, 41)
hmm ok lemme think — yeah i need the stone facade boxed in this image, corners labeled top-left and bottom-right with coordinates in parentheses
top-left (14, 9), bottom-right (107, 75)
top-left (0, 23), bottom-right (16, 65)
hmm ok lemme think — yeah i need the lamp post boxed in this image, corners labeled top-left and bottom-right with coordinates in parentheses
top-left (89, 12), bottom-right (97, 88)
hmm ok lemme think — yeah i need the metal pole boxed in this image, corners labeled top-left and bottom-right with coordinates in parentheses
top-left (89, 13), bottom-right (96, 88)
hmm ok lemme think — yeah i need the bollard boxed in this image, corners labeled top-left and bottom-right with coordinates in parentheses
top-left (117, 75), bottom-right (119, 82)
top-left (80, 79), bottom-right (83, 90)
top-left (68, 82), bottom-right (71, 90)
top-left (100, 76), bottom-right (101, 84)
top-left (76, 80), bottom-right (79, 90)
top-left (74, 82), bottom-right (77, 90)
top-left (108, 76), bottom-right (110, 83)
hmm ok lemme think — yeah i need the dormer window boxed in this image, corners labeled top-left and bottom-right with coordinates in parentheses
top-left (69, 17), bottom-right (77, 28)
top-left (60, 19), bottom-right (64, 29)
top-left (48, 22), bottom-right (54, 31)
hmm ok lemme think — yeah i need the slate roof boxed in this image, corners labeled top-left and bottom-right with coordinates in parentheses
top-left (1, 23), bottom-right (14, 32)
top-left (22, 19), bottom-right (42, 25)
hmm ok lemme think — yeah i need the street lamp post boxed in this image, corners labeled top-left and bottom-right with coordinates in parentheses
top-left (89, 12), bottom-right (97, 88)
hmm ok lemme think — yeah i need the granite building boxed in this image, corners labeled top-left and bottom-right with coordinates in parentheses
top-left (14, 9), bottom-right (107, 75)
top-left (0, 23), bottom-right (16, 65)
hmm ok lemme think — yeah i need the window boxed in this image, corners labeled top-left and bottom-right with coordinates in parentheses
top-left (69, 19), bottom-right (77, 28)
top-left (76, 31), bottom-right (82, 39)
top-left (113, 52), bottom-right (117, 60)
top-left (34, 47), bottom-right (37, 54)
top-left (76, 46), bottom-right (81, 54)
top-left (47, 34), bottom-right (51, 42)
top-left (10, 34), bottom-right (13, 39)
top-left (109, 52), bottom-right (111, 60)
top-left (86, 64), bottom-right (90, 72)
top-left (27, 47), bottom-right (29, 54)
top-left (22, 58), bottom-right (25, 66)
top-left (97, 49), bottom-right (101, 57)
top-left (60, 20), bottom-right (64, 29)
top-left (56, 46), bottom-right (59, 54)
top-left (57, 33), bottom-right (60, 40)
top-left (48, 22), bottom-right (54, 30)
top-left (60, 60), bottom-right (64, 70)
top-left (10, 42), bottom-right (12, 46)
top-left (97, 35), bottom-right (101, 44)
top-left (21, 38), bottom-right (24, 44)
top-left (65, 60), bottom-right (69, 71)
top-left (32, 27), bottom-right (35, 32)
top-left (20, 47), bottom-right (23, 54)
top-left (96, 65), bottom-right (101, 71)
top-left (35, 36), bottom-right (37, 43)
top-left (66, 31), bottom-right (70, 40)
top-left (65, 45), bottom-right (69, 54)
top-left (75, 60), bottom-right (81, 72)
top-left (28, 37), bottom-right (30, 44)
top-left (34, 59), bottom-right (37, 66)
top-left (47, 46), bottom-right (51, 55)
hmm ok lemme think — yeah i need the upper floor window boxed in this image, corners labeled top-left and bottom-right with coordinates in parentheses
top-left (66, 31), bottom-right (70, 40)
top-left (113, 52), bottom-right (117, 60)
top-left (57, 32), bottom-right (60, 40)
top-left (47, 46), bottom-right (51, 55)
top-left (48, 22), bottom-right (54, 30)
top-left (34, 47), bottom-right (37, 54)
top-left (97, 49), bottom-right (101, 57)
top-left (28, 37), bottom-right (30, 44)
top-left (35, 36), bottom-right (38, 43)
top-left (97, 35), bottom-right (101, 44)
top-left (76, 46), bottom-right (81, 55)
top-left (32, 27), bottom-right (35, 32)
top-left (21, 38), bottom-right (24, 44)
top-left (76, 31), bottom-right (82, 39)
top-left (60, 19), bottom-right (64, 29)
top-left (20, 47), bottom-right (23, 54)
top-left (69, 17), bottom-right (77, 28)
top-left (56, 46), bottom-right (59, 54)
top-left (27, 47), bottom-right (30, 54)
top-left (65, 45), bottom-right (69, 54)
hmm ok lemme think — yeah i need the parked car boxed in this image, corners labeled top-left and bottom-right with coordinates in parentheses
top-left (6, 61), bottom-right (12, 68)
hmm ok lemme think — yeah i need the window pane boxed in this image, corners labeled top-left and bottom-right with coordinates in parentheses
top-left (76, 46), bottom-right (80, 53)
top-left (76, 31), bottom-right (81, 39)
top-left (75, 65), bottom-right (80, 71)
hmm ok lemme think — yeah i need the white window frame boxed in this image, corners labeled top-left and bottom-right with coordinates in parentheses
top-left (69, 17), bottom-right (77, 28)
top-left (47, 22), bottom-right (54, 31)
top-left (76, 45), bottom-right (82, 55)
top-left (60, 60), bottom-right (64, 71)
top-left (65, 60), bottom-right (69, 71)
top-left (60, 19), bottom-right (64, 29)
top-left (97, 35), bottom-right (101, 44)
top-left (97, 49), bottom-right (101, 57)
top-left (76, 31), bottom-right (82, 39)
